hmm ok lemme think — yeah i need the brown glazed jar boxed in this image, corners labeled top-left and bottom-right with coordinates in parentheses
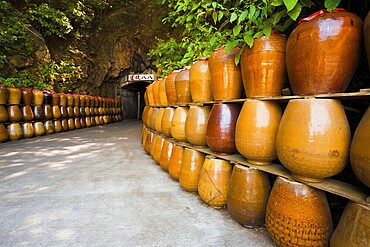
top-left (152, 80), bottom-right (161, 106)
top-left (185, 106), bottom-right (211, 147)
top-left (44, 120), bottom-right (55, 134)
top-left (8, 87), bottom-right (21, 105)
top-left (85, 107), bottom-right (90, 116)
top-left (0, 124), bottom-right (9, 142)
top-left (161, 107), bottom-right (175, 137)
top-left (209, 45), bottom-right (242, 100)
top-left (67, 106), bottom-right (74, 118)
top-left (99, 116), bottom-right (103, 125)
top-left (52, 105), bottom-right (61, 119)
top-left (61, 119), bottom-right (69, 131)
top-left (22, 122), bottom-right (35, 138)
top-left (286, 10), bottom-right (362, 95)
top-left (67, 94), bottom-right (74, 106)
top-left (60, 106), bottom-right (68, 119)
top-left (32, 105), bottom-right (44, 121)
top-left (68, 118), bottom-right (75, 130)
top-left (165, 70), bottom-right (180, 105)
top-left (159, 78), bottom-right (168, 106)
top-left (20, 88), bottom-right (33, 105)
top-left (159, 139), bottom-right (173, 172)
top-left (54, 120), bottom-right (62, 133)
top-left (32, 90), bottom-right (44, 105)
top-left (79, 107), bottom-right (86, 117)
top-left (51, 92), bottom-right (60, 106)
top-left (189, 58), bottom-right (213, 102)
top-left (206, 103), bottom-right (240, 155)
top-left (43, 104), bottom-right (52, 120)
top-left (179, 148), bottom-right (205, 192)
top-left (150, 134), bottom-right (158, 158)
top-left (73, 106), bottom-right (80, 117)
top-left (74, 118), bottom-right (81, 129)
top-left (144, 130), bottom-right (154, 154)
top-left (170, 106), bottom-right (189, 143)
top-left (0, 105), bottom-right (8, 123)
top-left (91, 116), bottom-right (96, 126)
top-left (79, 95), bottom-right (85, 106)
top-left (168, 144), bottom-right (184, 181)
top-left (85, 95), bottom-right (90, 107)
top-left (80, 117), bottom-right (86, 128)
top-left (21, 105), bottom-right (34, 122)
top-left (34, 122), bottom-right (45, 136)
top-left (266, 177), bottom-right (333, 247)
top-left (85, 117), bottom-right (91, 127)
top-left (0, 85), bottom-right (9, 105)
top-left (43, 91), bottom-right (52, 105)
top-left (227, 165), bottom-right (271, 228)
top-left (153, 135), bottom-right (164, 164)
top-left (7, 123), bottom-right (23, 140)
top-left (73, 95), bottom-right (80, 106)
top-left (175, 67), bottom-right (192, 104)
top-left (7, 105), bottom-right (22, 122)
top-left (59, 93), bottom-right (67, 106)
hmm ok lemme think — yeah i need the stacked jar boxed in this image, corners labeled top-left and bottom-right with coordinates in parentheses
top-left (7, 87), bottom-right (23, 141)
top-left (0, 85), bottom-right (9, 142)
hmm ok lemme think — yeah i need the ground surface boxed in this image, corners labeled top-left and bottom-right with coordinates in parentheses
top-left (0, 120), bottom-right (275, 247)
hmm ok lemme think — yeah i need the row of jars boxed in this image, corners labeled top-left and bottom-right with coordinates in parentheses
top-left (145, 10), bottom-right (363, 107)
top-left (0, 86), bottom-right (121, 107)
top-left (142, 98), bottom-right (370, 190)
top-left (142, 126), bottom-right (369, 247)
top-left (0, 115), bottom-right (122, 142)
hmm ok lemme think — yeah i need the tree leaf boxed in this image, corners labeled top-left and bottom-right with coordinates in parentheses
top-left (271, 0), bottom-right (284, 6)
top-left (212, 11), bottom-right (217, 24)
top-left (210, 36), bottom-right (217, 46)
top-left (287, 2), bottom-right (302, 21)
top-left (212, 2), bottom-right (217, 9)
top-left (263, 25), bottom-right (272, 37)
top-left (249, 5), bottom-right (256, 19)
top-left (218, 12), bottom-right (224, 21)
top-left (325, 0), bottom-right (341, 11)
top-left (273, 10), bottom-right (286, 25)
top-left (283, 0), bottom-right (298, 12)
top-left (300, 0), bottom-right (314, 7)
top-left (235, 49), bottom-right (242, 65)
top-left (238, 10), bottom-right (248, 24)
top-left (225, 40), bottom-right (239, 52)
top-left (233, 24), bottom-right (242, 36)
top-left (243, 34), bottom-right (254, 47)
top-left (230, 12), bottom-right (238, 23)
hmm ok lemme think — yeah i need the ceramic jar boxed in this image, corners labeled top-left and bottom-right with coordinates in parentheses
top-left (365, 11), bottom-right (370, 70)
top-left (0, 124), bottom-right (8, 142)
top-left (85, 95), bottom-right (90, 107)
top-left (33, 106), bottom-right (44, 121)
top-left (90, 116), bottom-right (96, 126)
top-left (34, 122), bottom-right (45, 136)
top-left (51, 93), bottom-right (59, 106)
top-left (73, 95), bottom-right (80, 106)
top-left (95, 116), bottom-right (101, 125)
top-left (235, 100), bottom-right (282, 165)
top-left (276, 99), bottom-right (350, 182)
top-left (44, 120), bottom-right (55, 134)
top-left (147, 84), bottom-right (155, 107)
top-left (84, 106), bottom-right (90, 117)
top-left (152, 80), bottom-right (161, 106)
top-left (144, 130), bottom-right (154, 154)
top-left (61, 119), bottom-right (69, 131)
top-left (168, 144), bottom-right (184, 181)
top-left (350, 106), bottom-right (370, 188)
top-left (185, 106), bottom-right (211, 147)
top-left (43, 91), bottom-right (52, 105)
top-left (74, 118), bottom-right (81, 129)
top-left (175, 67), bottom-right (192, 104)
top-left (0, 105), bottom-right (8, 123)
top-left (60, 106), bottom-right (68, 119)
top-left (266, 177), bottom-right (333, 247)
top-left (21, 88), bottom-right (33, 105)
top-left (7, 87), bottom-right (21, 105)
top-left (286, 10), bottom-right (362, 95)
top-left (79, 95), bottom-right (85, 106)
top-left (0, 85), bottom-right (9, 104)
top-left (59, 93), bottom-right (67, 106)
top-left (240, 34), bottom-right (287, 97)
top-left (198, 156), bottom-right (232, 208)
top-left (32, 90), bottom-right (44, 105)
top-left (153, 135), bottom-right (164, 164)
top-left (155, 108), bottom-right (165, 133)
top-left (52, 106), bottom-right (61, 119)
top-left (21, 105), bottom-right (34, 121)
top-left (67, 94), bottom-right (74, 106)
top-left (68, 118), bottom-right (75, 130)
top-left (159, 78), bottom-right (168, 106)
top-left (165, 70), bottom-right (180, 105)
top-left (171, 107), bottom-right (188, 142)
top-left (149, 107), bottom-right (159, 130)
top-left (53, 120), bottom-right (62, 133)
top-left (142, 106), bottom-right (149, 124)
top-left (7, 123), bottom-right (23, 140)
top-left (67, 106), bottom-right (74, 118)
top-left (43, 104), bottom-right (52, 120)
top-left (79, 107), bottom-right (86, 117)
top-left (227, 165), bottom-right (271, 228)
top-left (179, 148), bottom-right (205, 192)
top-left (330, 201), bottom-right (370, 247)
top-left (22, 122), bottom-right (34, 138)
top-left (85, 117), bottom-right (91, 127)
top-left (80, 117), bottom-right (87, 127)
top-left (73, 106), bottom-right (80, 117)
top-left (206, 103), bottom-right (240, 155)
top-left (161, 107), bottom-right (175, 137)
top-left (189, 58), bottom-right (213, 102)
top-left (7, 105), bottom-right (22, 122)
top-left (209, 45), bottom-right (242, 100)
top-left (150, 134), bottom-right (158, 158)
top-left (159, 139), bottom-right (173, 172)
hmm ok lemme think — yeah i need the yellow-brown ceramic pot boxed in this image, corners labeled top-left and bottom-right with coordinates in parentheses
top-left (168, 144), bottom-right (184, 181)
top-left (189, 57), bottom-right (213, 102)
top-left (171, 106), bottom-right (188, 143)
top-left (179, 148), bottom-right (205, 192)
top-left (185, 106), bottom-right (211, 147)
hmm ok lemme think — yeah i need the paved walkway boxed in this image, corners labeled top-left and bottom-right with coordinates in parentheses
top-left (0, 121), bottom-right (275, 247)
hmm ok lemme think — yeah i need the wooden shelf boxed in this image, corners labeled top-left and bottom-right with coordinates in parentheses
top-left (146, 128), bottom-right (369, 207)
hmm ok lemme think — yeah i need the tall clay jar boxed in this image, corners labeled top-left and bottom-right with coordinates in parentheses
top-left (159, 78), bottom-right (168, 106)
top-left (266, 177), bottom-right (333, 247)
top-left (54, 120), bottom-right (62, 133)
top-left (33, 105), bottom-right (44, 121)
top-left (185, 106), bottom-right (211, 147)
top-left (240, 33), bottom-right (287, 97)
top-left (189, 57), bottom-right (213, 102)
top-left (0, 124), bottom-right (8, 142)
top-left (276, 99), bottom-right (350, 182)
top-left (161, 107), bottom-right (175, 137)
top-left (80, 117), bottom-right (87, 128)
top-left (175, 67), bottom-right (192, 104)
top-left (73, 106), bottom-right (80, 117)
top-left (0, 105), bottom-right (8, 123)
top-left (67, 94), bottom-right (74, 106)
top-left (52, 105), bottom-right (61, 119)
top-left (198, 156), bottom-right (232, 208)
top-left (152, 80), bottom-right (161, 106)
top-left (8, 87), bottom-right (21, 105)
top-left (179, 148), bottom-right (205, 192)
top-left (85, 95), bottom-right (90, 107)
top-left (43, 91), bottom-right (52, 105)
top-left (0, 85), bottom-right (9, 105)
top-left (21, 88), bottom-right (33, 105)
top-left (7, 123), bottom-right (23, 140)
top-left (74, 118), bottom-right (81, 129)
top-left (144, 131), bottom-right (154, 154)
top-left (44, 120), bottom-right (55, 134)
top-left (150, 134), bottom-right (159, 158)
top-left (32, 90), bottom-right (43, 105)
top-left (206, 103), bottom-right (240, 155)
top-left (149, 107), bottom-right (159, 131)
top-left (67, 106), bottom-right (74, 118)
top-left (165, 70), bottom-right (180, 105)
top-left (286, 9), bottom-right (362, 95)
top-left (159, 139), bottom-right (173, 172)
top-left (51, 92), bottom-right (59, 106)
top-left (364, 11), bottom-right (370, 70)
top-left (34, 122), bottom-right (45, 136)
top-left (60, 106), bottom-right (68, 119)
top-left (235, 100), bottom-right (282, 165)
top-left (350, 106), bottom-right (370, 188)
top-left (155, 108), bottom-right (165, 133)
top-left (330, 201), bottom-right (370, 247)
top-left (85, 117), bottom-right (91, 127)
top-left (153, 135), bottom-right (164, 164)
top-left (21, 105), bottom-right (34, 122)
top-left (44, 104), bottom-right (52, 120)
top-left (61, 119), bottom-right (69, 131)
top-left (59, 93), bottom-right (67, 106)
top-left (79, 95), bottom-right (85, 107)
top-left (209, 45), bottom-right (242, 100)
top-left (68, 118), bottom-right (75, 130)
top-left (147, 84), bottom-right (155, 107)
top-left (168, 144), bottom-right (184, 181)
top-left (171, 106), bottom-right (189, 143)
top-left (227, 165), bottom-right (271, 228)
top-left (73, 95), bottom-right (80, 107)
top-left (22, 122), bottom-right (35, 138)
top-left (7, 105), bottom-right (22, 122)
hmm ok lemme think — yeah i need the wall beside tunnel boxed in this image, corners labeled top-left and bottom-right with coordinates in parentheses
top-left (121, 89), bottom-right (138, 120)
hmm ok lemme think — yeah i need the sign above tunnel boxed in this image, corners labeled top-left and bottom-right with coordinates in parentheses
top-left (128, 74), bottom-right (155, 81)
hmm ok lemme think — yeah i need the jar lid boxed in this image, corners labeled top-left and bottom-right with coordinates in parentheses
top-left (297, 8), bottom-right (347, 25)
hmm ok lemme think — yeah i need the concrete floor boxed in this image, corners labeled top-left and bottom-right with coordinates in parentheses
top-left (0, 121), bottom-right (275, 247)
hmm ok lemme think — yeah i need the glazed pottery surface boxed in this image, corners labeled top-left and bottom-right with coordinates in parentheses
top-left (67, 95), bottom-right (74, 106)
top-left (21, 88), bottom-right (33, 105)
top-left (7, 123), bottom-right (23, 140)
top-left (7, 105), bottom-right (22, 122)
top-left (79, 95), bottom-right (85, 106)
top-left (235, 100), bottom-right (282, 165)
top-left (43, 92), bottom-right (52, 105)
top-left (149, 107), bottom-right (159, 130)
top-left (179, 148), bottom-right (205, 192)
top-left (32, 90), bottom-right (44, 105)
top-left (189, 58), bottom-right (213, 102)
top-left (276, 99), bottom-right (350, 182)
top-left (80, 117), bottom-right (87, 127)
top-left (144, 131), bottom-right (154, 154)
top-left (227, 165), bottom-right (271, 228)
top-left (161, 107), bottom-right (175, 137)
top-left (73, 95), bottom-right (80, 106)
top-left (147, 84), bottom-right (155, 107)
top-left (198, 156), bottom-right (232, 208)
top-left (159, 139), bottom-right (173, 172)
top-left (61, 119), bottom-right (68, 131)
top-left (150, 134), bottom-right (158, 158)
top-left (79, 107), bottom-right (86, 117)
top-left (175, 68), bottom-right (192, 104)
top-left (0, 105), bottom-right (8, 123)
top-left (365, 11), bottom-right (370, 70)
top-left (0, 86), bottom-right (9, 105)
top-left (159, 79), bottom-right (168, 106)
top-left (8, 87), bottom-right (21, 105)
top-left (153, 136), bottom-right (164, 164)
top-left (286, 10), bottom-right (362, 95)
top-left (0, 124), bottom-right (8, 142)
top-left (350, 106), bottom-right (370, 188)
top-left (266, 177), bottom-right (333, 247)
top-left (73, 106), bottom-right (80, 117)
top-left (330, 202), bottom-right (370, 247)
top-left (206, 103), bottom-right (240, 154)
top-left (59, 94), bottom-right (67, 106)
top-left (171, 107), bottom-right (188, 142)
top-left (74, 118), bottom-right (81, 129)
top-left (155, 108), bottom-right (165, 133)
top-left (165, 70), bottom-right (180, 105)
top-left (185, 106), bottom-right (211, 147)
top-left (68, 118), bottom-right (75, 130)
top-left (152, 80), bottom-right (161, 106)
top-left (240, 34), bottom-right (287, 97)
top-left (51, 93), bottom-right (60, 106)
top-left (85, 96), bottom-right (90, 107)
top-left (21, 105), bottom-right (34, 121)
top-left (44, 120), bottom-right (55, 134)
top-left (54, 120), bottom-right (62, 133)
top-left (33, 105), bottom-right (44, 121)
top-left (168, 144), bottom-right (184, 181)
top-left (22, 122), bottom-right (35, 138)
top-left (52, 106), bottom-right (61, 119)
top-left (60, 106), bottom-right (68, 119)
top-left (90, 116), bottom-right (96, 126)
top-left (43, 104), bottom-right (52, 120)
top-left (85, 117), bottom-right (91, 127)
top-left (209, 46), bottom-right (242, 100)
top-left (34, 122), bottom-right (45, 136)
top-left (67, 106), bottom-right (74, 118)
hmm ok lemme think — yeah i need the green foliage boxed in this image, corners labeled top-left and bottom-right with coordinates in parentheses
top-left (0, 70), bottom-right (51, 89)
